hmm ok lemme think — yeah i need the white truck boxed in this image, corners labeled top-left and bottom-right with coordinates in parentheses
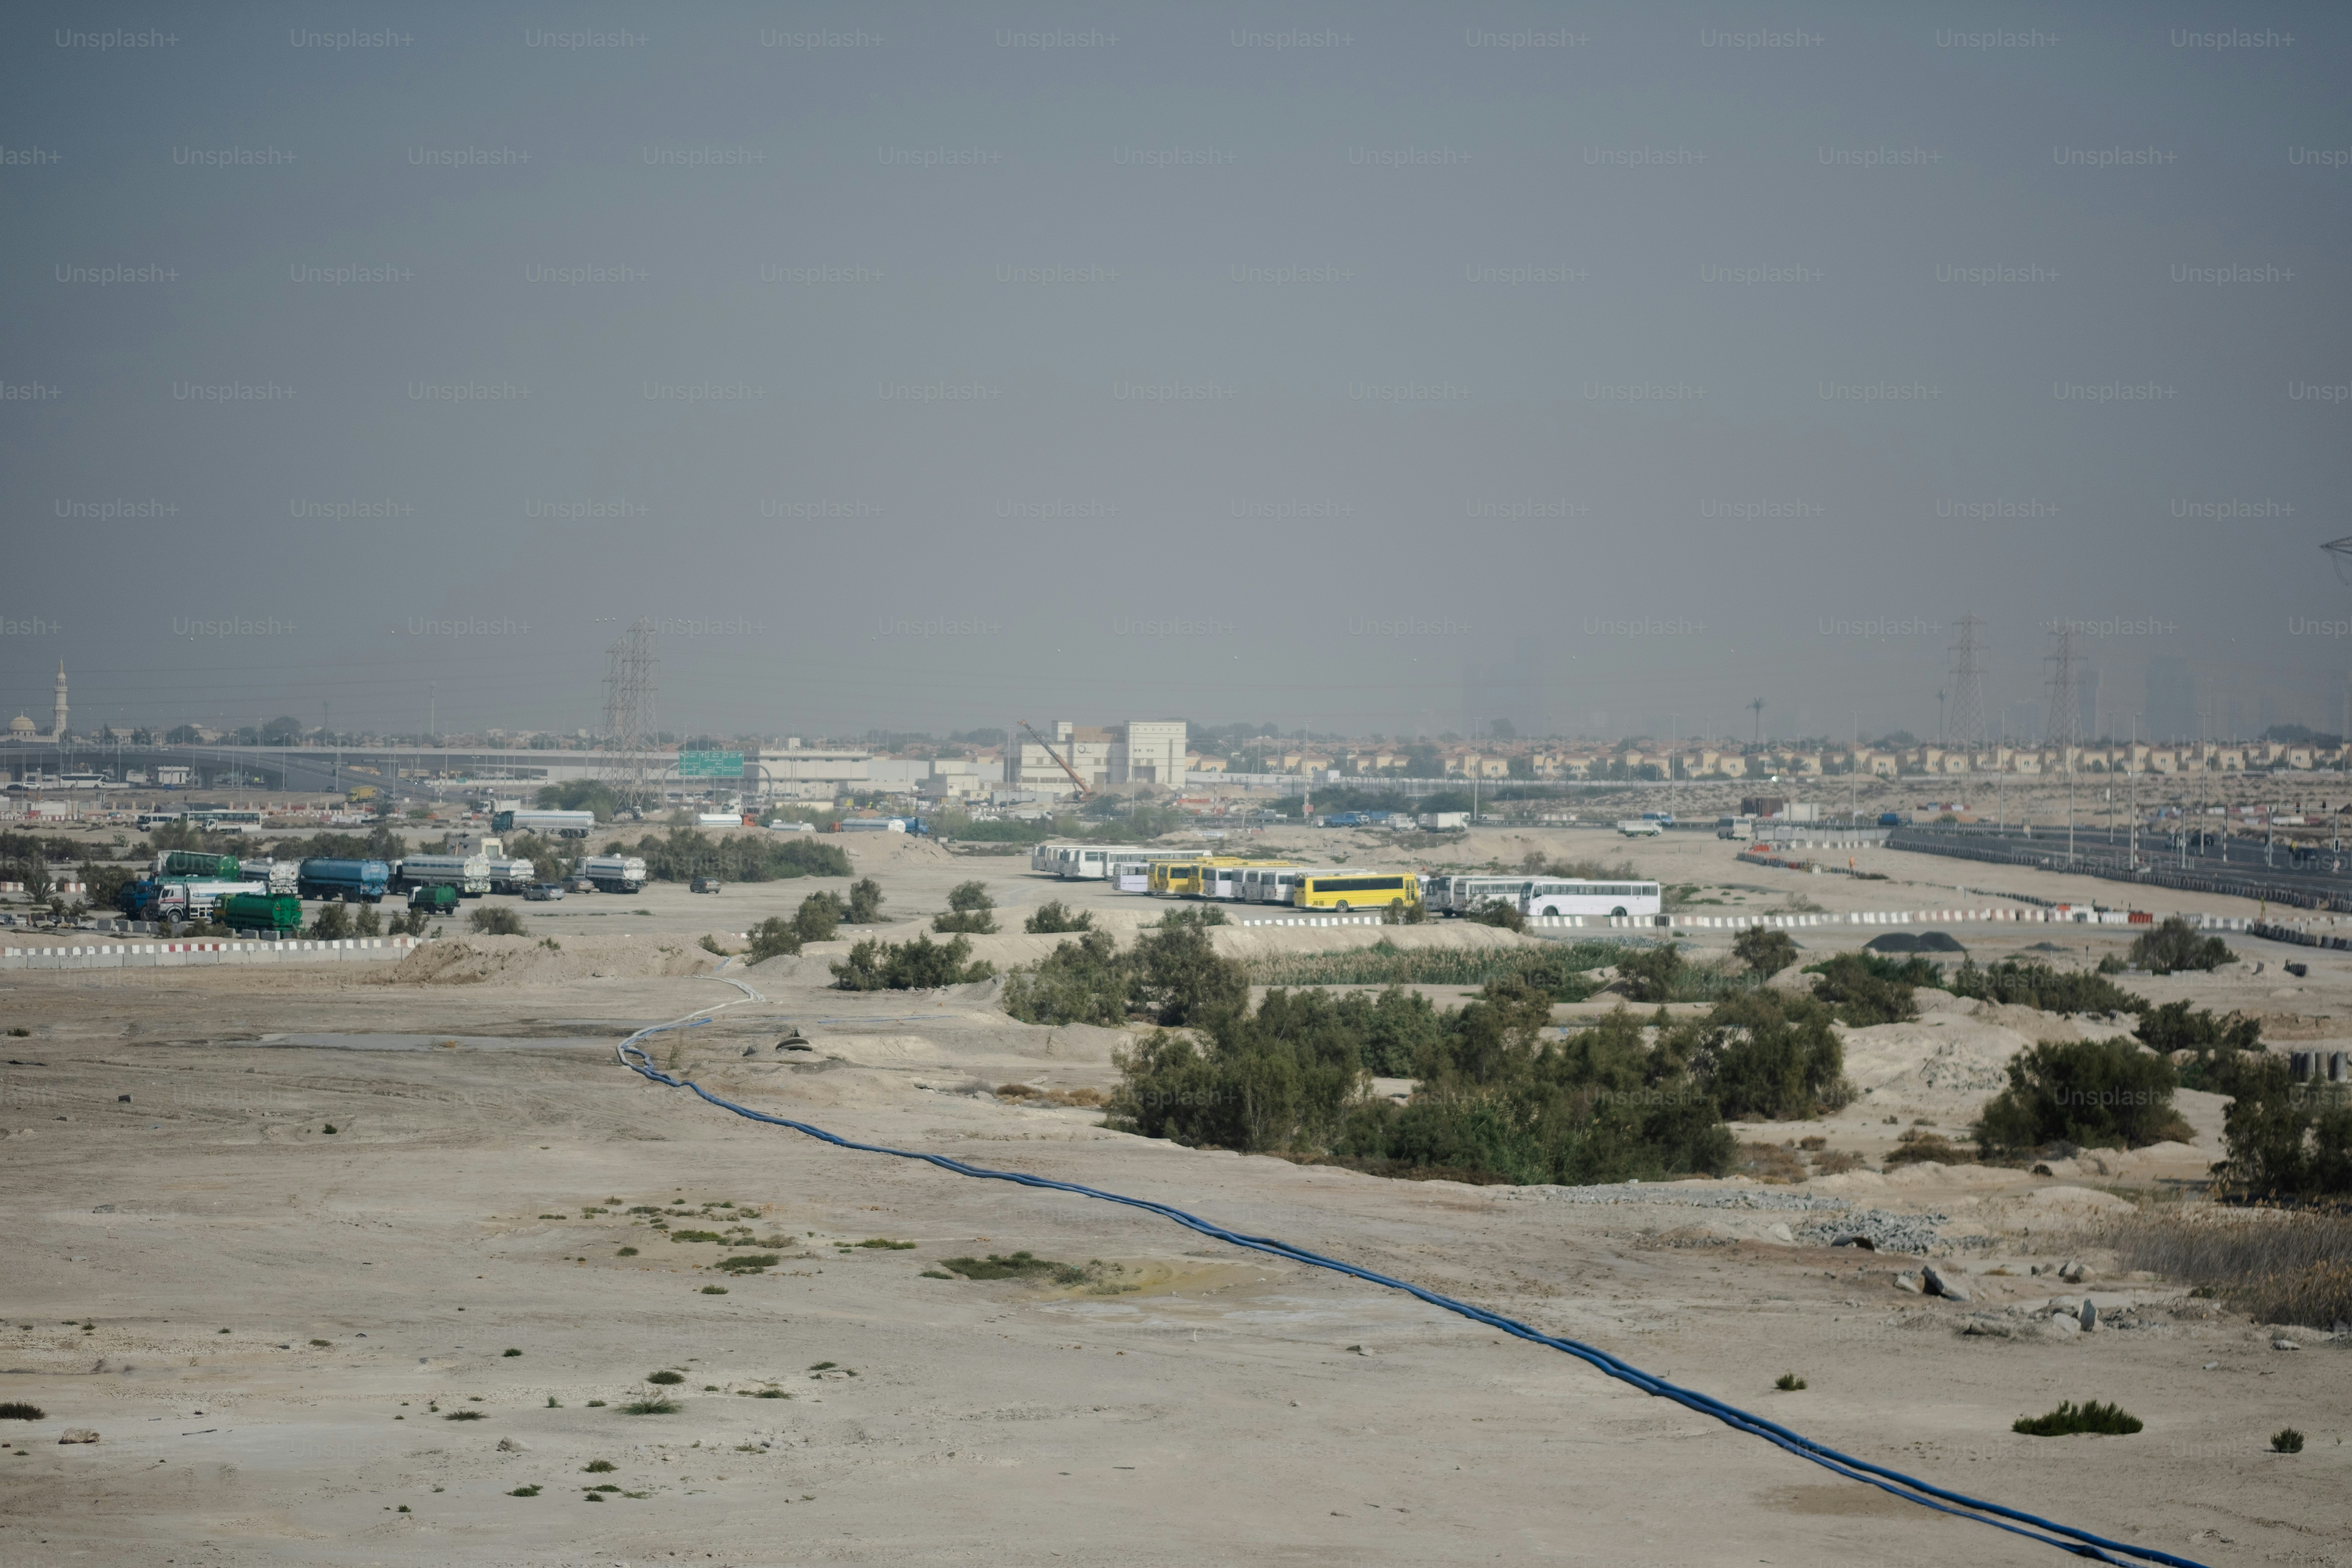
top-left (394, 853), bottom-right (493, 896)
top-left (236, 858), bottom-right (302, 894)
top-left (579, 854), bottom-right (648, 894)
top-left (1614, 819), bottom-right (1664, 838)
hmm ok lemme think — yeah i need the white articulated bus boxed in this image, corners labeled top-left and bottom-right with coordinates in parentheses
top-left (1425, 875), bottom-right (1534, 916)
top-left (1521, 879), bottom-right (1663, 920)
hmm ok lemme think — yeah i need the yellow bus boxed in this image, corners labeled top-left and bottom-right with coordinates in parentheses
top-left (1146, 858), bottom-right (1222, 897)
top-left (1290, 870), bottom-right (1422, 912)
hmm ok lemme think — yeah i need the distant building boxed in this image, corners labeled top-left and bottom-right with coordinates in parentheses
top-left (2146, 657), bottom-right (2196, 743)
top-left (1013, 720), bottom-right (1187, 790)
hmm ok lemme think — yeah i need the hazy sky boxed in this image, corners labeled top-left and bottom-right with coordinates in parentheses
top-left (5, 3), bottom-right (2348, 745)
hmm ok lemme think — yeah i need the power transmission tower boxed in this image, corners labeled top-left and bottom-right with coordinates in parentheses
top-left (2042, 623), bottom-right (2083, 757)
top-left (1946, 613), bottom-right (1987, 753)
top-left (601, 617), bottom-right (658, 816)
top-left (2044, 623), bottom-right (2084, 862)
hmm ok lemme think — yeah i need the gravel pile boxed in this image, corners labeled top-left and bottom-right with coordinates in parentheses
top-left (1796, 1208), bottom-right (1949, 1255)
top-left (1503, 1184), bottom-right (1851, 1214)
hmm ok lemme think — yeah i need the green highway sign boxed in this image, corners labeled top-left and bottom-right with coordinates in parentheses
top-left (677, 751), bottom-right (743, 777)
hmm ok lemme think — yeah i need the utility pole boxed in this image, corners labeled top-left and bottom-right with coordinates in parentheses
top-left (1749, 697), bottom-right (1765, 746)
top-left (2044, 625), bottom-right (2083, 867)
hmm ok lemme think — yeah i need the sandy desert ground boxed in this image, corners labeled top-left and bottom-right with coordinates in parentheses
top-left (2, 825), bottom-right (2347, 1567)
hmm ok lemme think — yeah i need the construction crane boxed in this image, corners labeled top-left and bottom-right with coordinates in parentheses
top-left (1019, 721), bottom-right (1092, 799)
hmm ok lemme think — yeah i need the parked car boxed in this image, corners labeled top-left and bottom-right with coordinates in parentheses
top-left (523, 883), bottom-right (565, 902)
top-left (565, 876), bottom-right (596, 894)
top-left (690, 876), bottom-right (722, 894)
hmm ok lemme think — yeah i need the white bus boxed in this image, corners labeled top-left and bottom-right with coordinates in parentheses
top-left (1108, 856), bottom-right (1159, 893)
top-left (1237, 866), bottom-right (1306, 903)
top-left (1521, 879), bottom-right (1663, 919)
top-left (1426, 875), bottom-right (1533, 916)
top-left (1058, 844), bottom-right (1166, 880)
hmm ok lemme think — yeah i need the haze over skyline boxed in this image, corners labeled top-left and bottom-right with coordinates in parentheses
top-left (6, 3), bottom-right (2349, 744)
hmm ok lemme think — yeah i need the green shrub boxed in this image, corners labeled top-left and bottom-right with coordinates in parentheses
top-left (932, 881), bottom-right (999, 934)
top-left (1948, 959), bottom-right (2145, 1015)
top-left (608, 827), bottom-right (850, 884)
top-left (645, 1370), bottom-right (685, 1384)
top-left (1001, 930), bottom-right (1130, 1026)
top-left (745, 917), bottom-right (802, 962)
top-left (1024, 900), bottom-right (1093, 934)
top-left (1691, 991), bottom-right (1852, 1121)
top-left (1806, 952), bottom-right (1920, 1027)
top-left (2134, 1001), bottom-right (2262, 1090)
top-left (2273, 1428), bottom-right (2305, 1453)
top-left (308, 900), bottom-right (352, 941)
top-left (1243, 938), bottom-right (1613, 998)
top-left (793, 892), bottom-right (843, 944)
top-left (1466, 899), bottom-right (1524, 933)
top-left (0, 1402), bottom-right (45, 1420)
top-left (2128, 916), bottom-right (2235, 975)
top-left (2213, 1058), bottom-right (2352, 1198)
top-left (845, 877), bottom-right (885, 923)
top-left (938, 1251), bottom-right (1084, 1284)
top-left (1156, 904), bottom-right (1228, 929)
top-left (469, 906), bottom-right (526, 937)
top-left (2012, 1400), bottom-right (2141, 1437)
top-left (1973, 1038), bottom-right (2190, 1156)
top-left (831, 933), bottom-right (994, 991)
top-left (1774, 1372), bottom-right (1807, 1391)
top-left (1733, 926), bottom-right (1798, 976)
top-left (1128, 920), bottom-right (1247, 1025)
top-left (1616, 945), bottom-right (1683, 1003)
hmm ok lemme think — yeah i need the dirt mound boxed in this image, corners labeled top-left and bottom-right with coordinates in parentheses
top-left (385, 934), bottom-right (720, 987)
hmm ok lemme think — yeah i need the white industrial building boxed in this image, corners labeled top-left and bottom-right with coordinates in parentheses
top-left (1014, 719), bottom-right (1186, 791)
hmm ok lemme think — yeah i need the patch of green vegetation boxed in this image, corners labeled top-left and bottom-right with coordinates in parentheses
top-left (444, 1410), bottom-right (486, 1421)
top-left (830, 932), bottom-right (994, 991)
top-left (931, 880), bottom-right (999, 935)
top-left (585, 1459), bottom-right (617, 1472)
top-left (2273, 1427), bottom-right (2305, 1453)
top-left (668, 1230), bottom-right (724, 1243)
top-left (501, 1348), bottom-right (522, 1357)
top-left (919, 1269), bottom-right (954, 1279)
top-left (2129, 916), bottom-right (2235, 975)
top-left (1802, 951), bottom-right (1937, 1027)
top-left (808, 1361), bottom-right (836, 1370)
top-left (1242, 938), bottom-right (1620, 997)
top-left (855, 1238), bottom-right (915, 1249)
top-left (754, 1387), bottom-right (789, 1398)
top-left (0, 1403), bottom-right (45, 1421)
top-left (700, 1284), bottom-right (728, 1294)
top-left (937, 1252), bottom-right (1089, 1285)
top-left (1775, 1372), bottom-right (1807, 1391)
top-left (616, 1246), bottom-right (638, 1257)
top-left (1973, 1038), bottom-right (2192, 1157)
top-left (1948, 959), bottom-right (2145, 1016)
top-left (507, 1484), bottom-right (541, 1496)
top-left (621, 1396), bottom-right (681, 1415)
top-left (715, 1254), bottom-right (780, 1274)
top-left (1024, 900), bottom-right (1093, 934)
top-left (2013, 1400), bottom-right (2142, 1437)
top-left (644, 1370), bottom-right (684, 1385)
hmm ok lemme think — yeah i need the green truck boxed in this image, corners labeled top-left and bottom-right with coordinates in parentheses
top-left (219, 892), bottom-right (303, 934)
top-left (408, 884), bottom-right (460, 915)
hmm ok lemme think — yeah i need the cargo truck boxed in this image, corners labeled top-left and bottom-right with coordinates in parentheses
top-left (297, 858), bottom-right (390, 902)
top-left (154, 850), bottom-right (241, 880)
top-left (407, 884), bottom-right (460, 915)
top-left (393, 853), bottom-right (492, 896)
top-left (578, 854), bottom-right (648, 893)
top-left (483, 858), bottom-right (541, 895)
top-left (119, 877), bottom-right (245, 921)
top-left (219, 891), bottom-right (303, 934)
top-left (236, 858), bottom-right (301, 894)
top-left (492, 808), bottom-right (596, 839)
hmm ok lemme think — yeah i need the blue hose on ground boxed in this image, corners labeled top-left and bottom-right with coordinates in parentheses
top-left (618, 988), bottom-right (2207, 1568)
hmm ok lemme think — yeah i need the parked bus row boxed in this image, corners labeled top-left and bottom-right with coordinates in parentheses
top-left (1026, 845), bottom-right (1661, 918)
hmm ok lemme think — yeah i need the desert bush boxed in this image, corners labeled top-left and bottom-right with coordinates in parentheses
top-left (1466, 899), bottom-right (1525, 933)
top-left (2274, 1428), bottom-right (2306, 1453)
top-left (1128, 920), bottom-right (1248, 1026)
top-left (1947, 959), bottom-right (2145, 1016)
top-left (845, 876), bottom-right (885, 922)
top-left (938, 1251), bottom-right (1085, 1284)
top-left (1973, 1038), bottom-right (2189, 1156)
top-left (1806, 952), bottom-right (1921, 1027)
top-left (745, 917), bottom-right (801, 962)
top-left (1882, 1129), bottom-right (1970, 1166)
top-left (932, 880), bottom-right (999, 934)
top-left (794, 892), bottom-right (843, 943)
top-left (2134, 1001), bottom-right (2262, 1089)
top-left (1334, 1000), bottom-right (1734, 1185)
top-left (2013, 1400), bottom-right (2141, 1437)
top-left (469, 905), bottom-right (526, 937)
top-left (1732, 926), bottom-right (1799, 976)
top-left (1156, 904), bottom-right (1228, 929)
top-left (1616, 944), bottom-right (1682, 1003)
top-left (2109, 1207), bottom-right (2352, 1329)
top-left (308, 901), bottom-right (352, 941)
top-left (1024, 900), bottom-right (1093, 934)
top-left (2128, 916), bottom-right (2236, 975)
top-left (1001, 930), bottom-right (1131, 1027)
top-left (1244, 938), bottom-right (1613, 998)
top-left (0, 1402), bottom-right (45, 1420)
top-left (2211, 1058), bottom-right (2352, 1198)
top-left (831, 932), bottom-right (994, 991)
top-left (610, 827), bottom-right (849, 884)
top-left (1683, 990), bottom-right (1852, 1121)
top-left (352, 902), bottom-right (381, 937)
